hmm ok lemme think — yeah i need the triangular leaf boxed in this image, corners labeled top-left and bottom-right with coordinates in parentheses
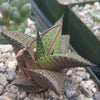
top-left (22, 51), bottom-right (38, 69)
top-left (13, 74), bottom-right (45, 93)
top-left (25, 69), bottom-right (65, 96)
top-left (36, 53), bottom-right (95, 72)
top-left (42, 25), bottom-right (61, 55)
top-left (35, 32), bottom-right (46, 60)
top-left (1, 31), bottom-right (36, 61)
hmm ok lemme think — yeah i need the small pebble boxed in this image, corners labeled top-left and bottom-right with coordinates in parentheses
top-left (76, 67), bottom-right (86, 72)
top-left (0, 96), bottom-right (12, 100)
top-left (24, 97), bottom-right (31, 100)
top-left (6, 60), bottom-right (17, 69)
top-left (7, 68), bottom-right (16, 81)
top-left (0, 63), bottom-right (7, 72)
top-left (88, 84), bottom-right (95, 91)
top-left (83, 72), bottom-right (90, 79)
top-left (0, 45), bottom-right (13, 53)
top-left (0, 73), bottom-right (8, 86)
top-left (81, 87), bottom-right (93, 97)
top-left (80, 94), bottom-right (85, 100)
top-left (91, 87), bottom-right (97, 93)
top-left (93, 91), bottom-right (100, 100)
top-left (34, 97), bottom-right (44, 100)
top-left (25, 18), bottom-right (37, 37)
top-left (66, 69), bottom-right (73, 76)
top-left (6, 84), bottom-right (18, 94)
top-left (85, 98), bottom-right (93, 100)
top-left (47, 90), bottom-right (58, 99)
top-left (57, 0), bottom-right (95, 5)
top-left (71, 74), bottom-right (83, 83)
top-left (18, 92), bottom-right (27, 99)
top-left (1, 52), bottom-right (11, 58)
top-left (3, 92), bottom-right (17, 100)
top-left (85, 80), bottom-right (95, 88)
top-left (0, 85), bottom-right (4, 95)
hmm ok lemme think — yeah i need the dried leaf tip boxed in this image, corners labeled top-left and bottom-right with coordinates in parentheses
top-left (16, 48), bottom-right (27, 58)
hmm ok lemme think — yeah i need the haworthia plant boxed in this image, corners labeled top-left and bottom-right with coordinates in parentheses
top-left (0, 24), bottom-right (96, 96)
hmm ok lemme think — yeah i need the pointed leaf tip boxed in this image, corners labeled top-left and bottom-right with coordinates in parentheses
top-left (36, 53), bottom-right (96, 72)
top-left (13, 74), bottom-right (45, 93)
top-left (35, 31), bottom-right (46, 60)
top-left (25, 69), bottom-right (65, 96)
top-left (16, 48), bottom-right (27, 58)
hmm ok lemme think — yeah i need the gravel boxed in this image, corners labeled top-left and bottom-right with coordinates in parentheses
top-left (0, 44), bottom-right (100, 100)
top-left (7, 68), bottom-right (16, 81)
top-left (57, 0), bottom-right (95, 5)
top-left (25, 18), bottom-right (37, 37)
top-left (93, 91), bottom-right (100, 100)
top-left (0, 73), bottom-right (8, 86)
top-left (0, 96), bottom-right (12, 100)
top-left (0, 85), bottom-right (4, 95)
top-left (72, 2), bottom-right (100, 40)
top-left (0, 63), bottom-right (7, 72)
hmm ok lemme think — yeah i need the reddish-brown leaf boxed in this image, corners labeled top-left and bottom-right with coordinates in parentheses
top-left (25, 69), bottom-right (65, 96)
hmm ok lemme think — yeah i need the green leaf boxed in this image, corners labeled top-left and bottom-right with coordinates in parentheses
top-left (0, 2), bottom-right (12, 18)
top-left (35, 32), bottom-right (46, 60)
top-left (8, 24), bottom-right (17, 31)
top-left (12, 0), bottom-right (28, 9)
top-left (36, 53), bottom-right (95, 72)
top-left (1, 31), bottom-right (36, 61)
top-left (90, 10), bottom-right (100, 22)
top-left (42, 25), bottom-right (61, 55)
top-left (0, 18), bottom-right (8, 25)
top-left (17, 21), bottom-right (28, 32)
top-left (0, 0), bottom-right (7, 5)
top-left (12, 10), bottom-right (21, 23)
top-left (20, 3), bottom-right (31, 19)
top-left (60, 35), bottom-right (70, 54)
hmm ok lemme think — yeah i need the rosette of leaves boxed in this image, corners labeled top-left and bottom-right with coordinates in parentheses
top-left (11, 0), bottom-right (31, 23)
top-left (1, 24), bottom-right (96, 96)
top-left (0, 0), bottom-right (31, 32)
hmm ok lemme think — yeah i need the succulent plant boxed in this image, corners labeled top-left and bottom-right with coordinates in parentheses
top-left (11, 0), bottom-right (29, 9)
top-left (11, 0), bottom-right (31, 22)
top-left (0, 2), bottom-right (12, 17)
top-left (1, 24), bottom-right (95, 96)
top-left (0, 0), bottom-right (31, 32)
top-left (20, 3), bottom-right (31, 18)
top-left (0, 0), bottom-right (8, 5)
top-left (12, 9), bottom-right (22, 23)
top-left (0, 2), bottom-right (12, 25)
